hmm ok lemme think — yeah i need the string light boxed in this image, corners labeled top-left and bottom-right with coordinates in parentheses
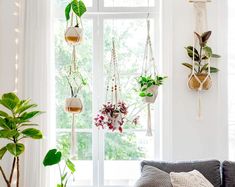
top-left (14, 0), bottom-right (20, 94)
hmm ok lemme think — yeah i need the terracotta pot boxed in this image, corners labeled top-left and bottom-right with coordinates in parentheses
top-left (65, 98), bottom-right (83, 113)
top-left (143, 85), bottom-right (158, 104)
top-left (65, 27), bottom-right (83, 45)
top-left (188, 73), bottom-right (212, 91)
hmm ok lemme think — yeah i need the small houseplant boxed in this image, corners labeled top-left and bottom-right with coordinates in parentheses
top-left (64, 0), bottom-right (87, 45)
top-left (94, 102), bottom-right (128, 133)
top-left (0, 93), bottom-right (43, 187)
top-left (65, 71), bottom-right (87, 114)
top-left (182, 31), bottom-right (220, 90)
top-left (138, 75), bottom-right (167, 103)
top-left (43, 149), bottom-right (76, 187)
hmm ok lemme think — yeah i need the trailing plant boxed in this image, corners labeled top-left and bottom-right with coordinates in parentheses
top-left (0, 93), bottom-right (43, 187)
top-left (138, 75), bottom-right (167, 97)
top-left (94, 102), bottom-right (128, 133)
top-left (65, 0), bottom-right (87, 26)
top-left (43, 149), bottom-right (76, 187)
top-left (182, 31), bottom-right (220, 74)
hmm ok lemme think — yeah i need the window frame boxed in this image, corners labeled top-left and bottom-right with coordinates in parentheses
top-left (54, 1), bottom-right (161, 187)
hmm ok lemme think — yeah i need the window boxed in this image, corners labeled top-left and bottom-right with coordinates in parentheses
top-left (53, 0), bottom-right (160, 186)
top-left (228, 0), bottom-right (235, 160)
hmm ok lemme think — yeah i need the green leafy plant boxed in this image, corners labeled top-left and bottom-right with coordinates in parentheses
top-left (0, 93), bottom-right (43, 187)
top-left (43, 149), bottom-right (76, 187)
top-left (138, 75), bottom-right (167, 97)
top-left (182, 31), bottom-right (220, 74)
top-left (65, 0), bottom-right (87, 23)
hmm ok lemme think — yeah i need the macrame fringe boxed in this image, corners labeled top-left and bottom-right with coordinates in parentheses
top-left (71, 113), bottom-right (77, 159)
top-left (146, 104), bottom-right (152, 136)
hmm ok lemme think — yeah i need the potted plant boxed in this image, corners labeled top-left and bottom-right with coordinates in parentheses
top-left (138, 75), bottom-right (167, 103)
top-left (94, 102), bottom-right (128, 133)
top-left (0, 93), bottom-right (43, 187)
top-left (64, 0), bottom-right (87, 45)
top-left (65, 71), bottom-right (87, 114)
top-left (182, 31), bottom-right (220, 90)
top-left (43, 149), bottom-right (76, 187)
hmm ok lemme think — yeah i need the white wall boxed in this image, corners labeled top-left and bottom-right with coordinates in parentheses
top-left (162, 0), bottom-right (228, 161)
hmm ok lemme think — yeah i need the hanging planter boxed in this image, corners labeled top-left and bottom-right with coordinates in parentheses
top-left (65, 97), bottom-right (83, 113)
top-left (64, 0), bottom-right (87, 45)
top-left (64, 65), bottom-right (87, 114)
top-left (137, 20), bottom-right (167, 136)
top-left (94, 38), bottom-right (129, 133)
top-left (182, 31), bottom-right (220, 91)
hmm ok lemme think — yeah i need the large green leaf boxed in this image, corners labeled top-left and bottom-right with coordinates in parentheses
top-left (65, 3), bottom-right (71, 21)
top-left (43, 149), bottom-right (62, 166)
top-left (72, 0), bottom-right (87, 17)
top-left (203, 46), bottom-right (213, 58)
top-left (66, 159), bottom-right (76, 173)
top-left (207, 66), bottom-right (219, 73)
top-left (16, 102), bottom-right (37, 115)
top-left (0, 146), bottom-right (7, 160)
top-left (0, 129), bottom-right (18, 138)
top-left (185, 46), bottom-right (200, 61)
top-left (6, 143), bottom-right (25, 156)
top-left (0, 118), bottom-right (10, 129)
top-left (20, 111), bottom-right (42, 120)
top-left (2, 93), bottom-right (19, 103)
top-left (0, 111), bottom-right (8, 118)
top-left (21, 128), bottom-right (43, 139)
top-left (0, 99), bottom-right (18, 111)
top-left (211, 54), bottom-right (221, 58)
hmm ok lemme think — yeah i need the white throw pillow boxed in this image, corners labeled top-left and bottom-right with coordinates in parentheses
top-left (170, 170), bottom-right (214, 187)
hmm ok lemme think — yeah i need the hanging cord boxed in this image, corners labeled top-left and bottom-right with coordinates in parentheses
top-left (71, 113), bottom-right (77, 159)
top-left (146, 104), bottom-right (152, 136)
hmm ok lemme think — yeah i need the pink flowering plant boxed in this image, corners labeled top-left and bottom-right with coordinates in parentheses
top-left (94, 102), bottom-right (128, 133)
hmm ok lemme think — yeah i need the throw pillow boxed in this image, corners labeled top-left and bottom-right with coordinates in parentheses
top-left (170, 170), bottom-right (214, 187)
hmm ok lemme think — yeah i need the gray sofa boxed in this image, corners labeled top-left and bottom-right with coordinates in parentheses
top-left (135, 160), bottom-right (235, 187)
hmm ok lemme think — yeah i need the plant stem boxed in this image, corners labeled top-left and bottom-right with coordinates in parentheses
top-left (16, 157), bottom-right (19, 187)
top-left (198, 46), bottom-right (203, 73)
top-left (9, 157), bottom-right (16, 183)
top-left (0, 166), bottom-right (10, 186)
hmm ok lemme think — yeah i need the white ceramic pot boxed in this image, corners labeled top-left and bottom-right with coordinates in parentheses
top-left (65, 27), bottom-right (83, 45)
top-left (143, 85), bottom-right (158, 104)
top-left (65, 97), bottom-right (83, 113)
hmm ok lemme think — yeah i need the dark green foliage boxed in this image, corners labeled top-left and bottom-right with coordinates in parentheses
top-left (182, 31), bottom-right (220, 74)
top-left (65, 0), bottom-right (87, 21)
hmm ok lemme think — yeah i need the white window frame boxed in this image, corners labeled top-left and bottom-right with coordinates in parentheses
top-left (54, 1), bottom-right (161, 187)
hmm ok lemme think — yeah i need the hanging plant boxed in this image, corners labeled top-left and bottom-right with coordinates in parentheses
top-left (95, 102), bottom-right (128, 133)
top-left (138, 75), bottom-right (167, 104)
top-left (94, 39), bottom-right (130, 133)
top-left (64, 0), bottom-right (87, 45)
top-left (182, 31), bottom-right (220, 90)
top-left (64, 66), bottom-right (87, 114)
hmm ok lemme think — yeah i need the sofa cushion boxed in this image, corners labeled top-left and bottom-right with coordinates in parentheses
top-left (135, 165), bottom-right (172, 187)
top-left (141, 160), bottom-right (221, 187)
top-left (170, 170), bottom-right (213, 187)
top-left (222, 161), bottom-right (235, 187)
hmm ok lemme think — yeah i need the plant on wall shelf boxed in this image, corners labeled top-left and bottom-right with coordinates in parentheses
top-left (182, 31), bottom-right (221, 90)
top-left (138, 75), bottom-right (167, 104)
top-left (0, 93), bottom-right (43, 187)
top-left (64, 0), bottom-right (87, 45)
top-left (43, 149), bottom-right (76, 187)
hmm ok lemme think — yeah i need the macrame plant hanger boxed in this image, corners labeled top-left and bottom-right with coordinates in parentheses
top-left (64, 9), bottom-right (84, 160)
top-left (141, 1), bottom-right (158, 136)
top-left (188, 0), bottom-right (211, 119)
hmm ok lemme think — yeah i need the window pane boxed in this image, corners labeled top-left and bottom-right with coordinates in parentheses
top-left (104, 0), bottom-right (155, 7)
top-left (55, 19), bottom-right (93, 129)
top-left (229, 0), bottom-right (235, 160)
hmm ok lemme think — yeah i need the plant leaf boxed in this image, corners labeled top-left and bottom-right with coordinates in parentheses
top-left (211, 54), bottom-right (221, 58)
top-left (0, 129), bottom-right (18, 138)
top-left (194, 32), bottom-right (202, 45)
top-left (21, 128), bottom-right (43, 139)
top-left (185, 46), bottom-right (200, 61)
top-left (66, 159), bottom-right (76, 173)
top-left (6, 143), bottom-right (25, 156)
top-left (139, 92), bottom-right (146, 97)
top-left (207, 66), bottom-right (219, 73)
top-left (0, 99), bottom-right (18, 111)
top-left (203, 46), bottom-right (213, 58)
top-left (72, 0), bottom-right (87, 17)
top-left (0, 118), bottom-right (10, 129)
top-left (65, 3), bottom-right (71, 21)
top-left (0, 111), bottom-right (8, 118)
top-left (201, 31), bottom-right (212, 43)
top-left (0, 146), bottom-right (7, 160)
top-left (182, 63), bottom-right (193, 70)
top-left (2, 93), bottom-right (19, 103)
top-left (43, 149), bottom-right (62, 166)
top-left (20, 111), bottom-right (42, 120)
